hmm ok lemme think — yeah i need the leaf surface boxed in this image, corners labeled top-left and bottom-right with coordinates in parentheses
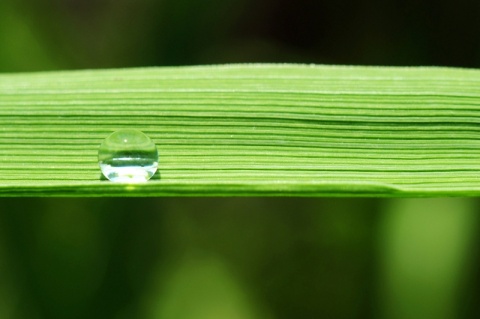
top-left (1, 64), bottom-right (479, 196)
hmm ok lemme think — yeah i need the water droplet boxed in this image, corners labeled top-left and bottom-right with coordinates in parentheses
top-left (98, 129), bottom-right (158, 183)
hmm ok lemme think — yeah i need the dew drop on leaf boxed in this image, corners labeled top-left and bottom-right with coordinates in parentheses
top-left (98, 129), bottom-right (158, 183)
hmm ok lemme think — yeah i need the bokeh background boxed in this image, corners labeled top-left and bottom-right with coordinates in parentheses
top-left (1, 0), bottom-right (480, 318)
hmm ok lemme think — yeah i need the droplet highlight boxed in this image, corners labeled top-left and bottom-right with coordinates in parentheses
top-left (98, 129), bottom-right (158, 183)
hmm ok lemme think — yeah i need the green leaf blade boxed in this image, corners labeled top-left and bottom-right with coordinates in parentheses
top-left (1, 64), bottom-right (480, 196)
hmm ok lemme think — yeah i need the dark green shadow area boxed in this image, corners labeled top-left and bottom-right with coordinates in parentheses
top-left (0, 198), bottom-right (478, 319)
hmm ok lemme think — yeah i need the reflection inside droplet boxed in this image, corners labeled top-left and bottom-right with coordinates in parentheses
top-left (98, 129), bottom-right (158, 183)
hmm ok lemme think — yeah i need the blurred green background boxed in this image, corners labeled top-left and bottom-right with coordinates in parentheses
top-left (1, 1), bottom-right (480, 318)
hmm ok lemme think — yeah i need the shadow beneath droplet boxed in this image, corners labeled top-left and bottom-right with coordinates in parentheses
top-left (151, 170), bottom-right (161, 181)
top-left (99, 173), bottom-right (108, 181)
